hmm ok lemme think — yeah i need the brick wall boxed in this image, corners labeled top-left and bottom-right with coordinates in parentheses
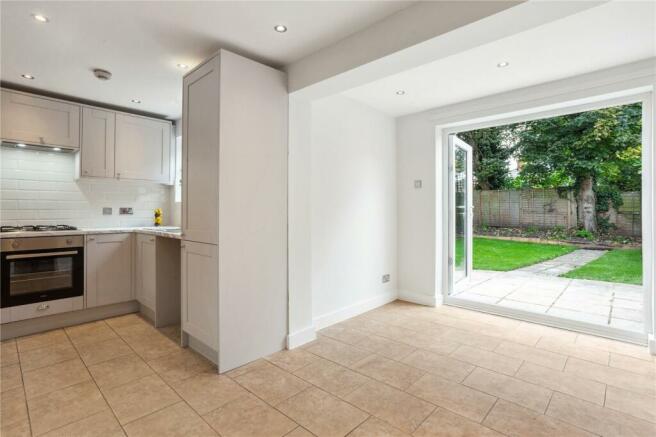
top-left (0, 147), bottom-right (172, 227)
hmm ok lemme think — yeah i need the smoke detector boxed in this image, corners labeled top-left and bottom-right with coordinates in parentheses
top-left (93, 69), bottom-right (112, 81)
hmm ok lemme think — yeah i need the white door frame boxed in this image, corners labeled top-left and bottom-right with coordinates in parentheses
top-left (438, 91), bottom-right (653, 346)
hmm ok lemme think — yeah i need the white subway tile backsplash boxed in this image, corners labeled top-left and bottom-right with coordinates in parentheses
top-left (0, 148), bottom-right (172, 227)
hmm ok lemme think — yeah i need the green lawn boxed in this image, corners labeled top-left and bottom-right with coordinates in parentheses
top-left (562, 249), bottom-right (642, 285)
top-left (460, 237), bottom-right (575, 271)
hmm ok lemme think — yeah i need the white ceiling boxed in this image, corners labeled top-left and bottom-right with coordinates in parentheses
top-left (0, 1), bottom-right (412, 119)
top-left (343, 1), bottom-right (656, 117)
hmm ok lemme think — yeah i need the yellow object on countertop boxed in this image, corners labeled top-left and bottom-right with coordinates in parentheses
top-left (154, 208), bottom-right (162, 226)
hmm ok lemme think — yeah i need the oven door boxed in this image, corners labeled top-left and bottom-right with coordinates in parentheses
top-left (1, 247), bottom-right (84, 308)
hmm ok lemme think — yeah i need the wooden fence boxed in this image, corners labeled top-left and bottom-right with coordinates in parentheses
top-left (473, 189), bottom-right (641, 236)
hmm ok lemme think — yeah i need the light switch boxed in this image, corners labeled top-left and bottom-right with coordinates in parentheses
top-left (414, 180), bottom-right (422, 189)
top-left (102, 207), bottom-right (112, 215)
top-left (119, 207), bottom-right (133, 215)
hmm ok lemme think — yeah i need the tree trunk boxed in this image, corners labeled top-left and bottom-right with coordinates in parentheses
top-left (577, 175), bottom-right (597, 232)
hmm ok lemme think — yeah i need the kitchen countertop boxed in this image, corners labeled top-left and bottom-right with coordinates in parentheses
top-left (0, 227), bottom-right (182, 240)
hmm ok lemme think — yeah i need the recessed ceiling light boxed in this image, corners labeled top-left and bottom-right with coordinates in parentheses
top-left (21, 74), bottom-right (35, 80)
top-left (176, 63), bottom-right (189, 69)
top-left (52, 147), bottom-right (61, 152)
top-left (274, 24), bottom-right (287, 33)
top-left (31, 14), bottom-right (49, 23)
top-left (497, 61), bottom-right (510, 68)
top-left (131, 99), bottom-right (141, 104)
top-left (396, 90), bottom-right (406, 95)
top-left (16, 143), bottom-right (26, 148)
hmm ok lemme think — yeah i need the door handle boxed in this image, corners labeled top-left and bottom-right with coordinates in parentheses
top-left (36, 303), bottom-right (50, 311)
top-left (7, 250), bottom-right (78, 260)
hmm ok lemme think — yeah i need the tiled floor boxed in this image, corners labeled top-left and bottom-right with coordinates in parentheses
top-left (453, 270), bottom-right (645, 332)
top-left (1, 303), bottom-right (655, 436)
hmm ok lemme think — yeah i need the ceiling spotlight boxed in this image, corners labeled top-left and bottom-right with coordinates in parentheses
top-left (497, 61), bottom-right (510, 68)
top-left (274, 24), bottom-right (287, 33)
top-left (16, 143), bottom-right (26, 148)
top-left (21, 74), bottom-right (35, 80)
top-left (396, 90), bottom-right (406, 95)
top-left (176, 63), bottom-right (189, 69)
top-left (131, 99), bottom-right (141, 104)
top-left (31, 14), bottom-right (49, 23)
top-left (52, 147), bottom-right (61, 152)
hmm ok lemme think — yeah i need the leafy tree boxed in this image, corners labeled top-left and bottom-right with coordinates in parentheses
top-left (514, 103), bottom-right (642, 232)
top-left (457, 126), bottom-right (515, 190)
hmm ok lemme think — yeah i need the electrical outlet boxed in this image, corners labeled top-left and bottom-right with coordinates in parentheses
top-left (119, 207), bottom-right (133, 215)
top-left (102, 207), bottom-right (112, 215)
top-left (382, 274), bottom-right (391, 283)
top-left (414, 180), bottom-right (422, 189)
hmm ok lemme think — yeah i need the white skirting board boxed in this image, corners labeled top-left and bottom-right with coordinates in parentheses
top-left (398, 289), bottom-right (439, 307)
top-left (649, 334), bottom-right (656, 356)
top-left (287, 325), bottom-right (317, 350)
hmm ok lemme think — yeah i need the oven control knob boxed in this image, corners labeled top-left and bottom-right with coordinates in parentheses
top-left (11, 241), bottom-right (19, 249)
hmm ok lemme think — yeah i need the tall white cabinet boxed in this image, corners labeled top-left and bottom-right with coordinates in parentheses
top-left (181, 50), bottom-right (288, 372)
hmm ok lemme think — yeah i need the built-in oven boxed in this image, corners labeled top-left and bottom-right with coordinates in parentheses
top-left (1, 236), bottom-right (84, 308)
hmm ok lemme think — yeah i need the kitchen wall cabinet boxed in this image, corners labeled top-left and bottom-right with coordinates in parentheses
top-left (115, 114), bottom-right (172, 184)
top-left (1, 89), bottom-right (80, 149)
top-left (79, 107), bottom-right (115, 178)
top-left (86, 233), bottom-right (133, 308)
top-left (181, 50), bottom-right (288, 372)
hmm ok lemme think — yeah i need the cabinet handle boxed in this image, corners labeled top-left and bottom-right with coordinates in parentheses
top-left (36, 303), bottom-right (50, 311)
top-left (180, 244), bottom-right (186, 248)
top-left (88, 237), bottom-right (95, 241)
top-left (83, 170), bottom-right (89, 175)
top-left (149, 238), bottom-right (155, 242)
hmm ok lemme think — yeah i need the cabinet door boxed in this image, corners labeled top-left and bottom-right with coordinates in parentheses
top-left (86, 233), bottom-right (133, 308)
top-left (1, 89), bottom-right (80, 149)
top-left (115, 114), bottom-right (171, 183)
top-left (80, 107), bottom-right (115, 178)
top-left (135, 234), bottom-right (157, 310)
top-left (181, 241), bottom-right (218, 349)
top-left (182, 57), bottom-right (219, 244)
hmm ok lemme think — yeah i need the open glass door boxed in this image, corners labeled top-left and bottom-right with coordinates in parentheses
top-left (449, 134), bottom-right (473, 294)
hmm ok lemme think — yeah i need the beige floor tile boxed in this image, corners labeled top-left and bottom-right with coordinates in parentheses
top-left (285, 426), bottom-right (314, 437)
top-left (1, 419), bottom-right (31, 437)
top-left (265, 348), bottom-right (320, 372)
top-left (484, 399), bottom-right (594, 437)
top-left (16, 329), bottom-right (70, 353)
top-left (123, 401), bottom-right (217, 436)
top-left (76, 337), bottom-right (134, 366)
top-left (344, 380), bottom-right (435, 433)
top-left (65, 321), bottom-right (118, 347)
top-left (123, 334), bottom-right (180, 362)
top-left (451, 345), bottom-right (522, 376)
top-left (147, 348), bottom-right (215, 383)
top-left (406, 373), bottom-right (495, 422)
top-left (1, 364), bottom-right (23, 393)
top-left (415, 407), bottom-right (503, 437)
top-left (104, 313), bottom-right (145, 330)
top-left (1, 340), bottom-right (19, 367)
top-left (354, 335), bottom-right (416, 361)
top-left (225, 358), bottom-right (275, 378)
top-left (546, 392), bottom-right (655, 436)
top-left (402, 349), bottom-right (474, 383)
top-left (203, 392), bottom-right (297, 437)
top-left (293, 357), bottom-right (369, 398)
top-left (1, 387), bottom-right (28, 429)
top-left (40, 410), bottom-right (124, 437)
top-left (170, 372), bottom-right (247, 415)
top-left (305, 337), bottom-right (371, 367)
top-left (494, 341), bottom-right (567, 370)
top-left (23, 358), bottom-right (91, 399)
top-left (565, 357), bottom-right (656, 396)
top-left (103, 375), bottom-right (181, 425)
top-left (535, 337), bottom-right (609, 365)
top-left (515, 362), bottom-right (605, 405)
top-left (609, 353), bottom-right (656, 376)
top-left (88, 353), bottom-right (154, 389)
top-left (395, 331), bottom-right (462, 356)
top-left (27, 381), bottom-right (108, 436)
top-left (347, 416), bottom-right (409, 437)
top-left (319, 325), bottom-right (368, 345)
top-left (19, 341), bottom-right (78, 372)
top-left (463, 367), bottom-right (552, 413)
top-left (350, 354), bottom-right (424, 390)
top-left (575, 335), bottom-right (654, 362)
top-left (277, 387), bottom-right (368, 436)
top-left (234, 362), bottom-right (309, 405)
top-left (605, 385), bottom-right (656, 423)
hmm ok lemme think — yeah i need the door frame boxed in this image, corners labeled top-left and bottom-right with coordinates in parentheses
top-left (438, 91), bottom-right (653, 346)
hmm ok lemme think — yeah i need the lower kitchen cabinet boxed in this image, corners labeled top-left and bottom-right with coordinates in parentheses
top-left (86, 233), bottom-right (133, 308)
top-left (181, 241), bottom-right (218, 351)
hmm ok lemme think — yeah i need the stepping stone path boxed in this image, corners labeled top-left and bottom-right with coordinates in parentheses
top-left (516, 249), bottom-right (607, 276)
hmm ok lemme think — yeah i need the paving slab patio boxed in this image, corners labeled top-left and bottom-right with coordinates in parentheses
top-left (517, 249), bottom-right (608, 276)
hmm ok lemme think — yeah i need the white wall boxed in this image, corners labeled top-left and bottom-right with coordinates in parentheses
top-left (0, 147), bottom-right (172, 227)
top-left (310, 95), bottom-right (397, 328)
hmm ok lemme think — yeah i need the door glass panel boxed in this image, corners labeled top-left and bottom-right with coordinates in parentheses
top-left (9, 256), bottom-right (73, 296)
top-left (454, 146), bottom-right (468, 283)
